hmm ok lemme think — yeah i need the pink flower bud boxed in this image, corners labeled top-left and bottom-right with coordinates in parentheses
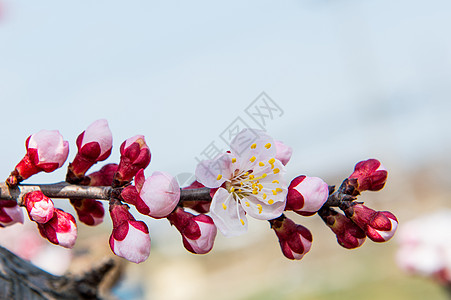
top-left (7, 130), bottom-right (69, 185)
top-left (271, 216), bottom-right (312, 260)
top-left (286, 175), bottom-right (329, 216)
top-left (0, 200), bottom-right (24, 227)
top-left (139, 171), bottom-right (180, 218)
top-left (70, 198), bottom-right (104, 226)
top-left (348, 159), bottom-right (388, 193)
top-left (318, 207), bottom-right (366, 249)
top-left (113, 135), bottom-right (151, 187)
top-left (23, 191), bottom-right (55, 224)
top-left (167, 207), bottom-right (217, 254)
top-left (68, 119), bottom-right (113, 178)
top-left (120, 170), bottom-right (180, 219)
top-left (275, 140), bottom-right (293, 166)
top-left (109, 203), bottom-right (150, 263)
top-left (37, 209), bottom-right (77, 248)
top-left (341, 203), bottom-right (398, 242)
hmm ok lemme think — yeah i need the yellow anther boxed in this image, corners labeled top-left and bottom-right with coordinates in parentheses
top-left (249, 174), bottom-right (255, 180)
top-left (252, 190), bottom-right (258, 195)
top-left (272, 180), bottom-right (279, 184)
top-left (262, 173), bottom-right (267, 178)
top-left (257, 204), bottom-right (263, 214)
top-left (263, 193), bottom-right (267, 199)
top-left (240, 219), bottom-right (245, 226)
top-left (272, 190), bottom-right (277, 195)
top-left (270, 163), bottom-right (275, 169)
top-left (222, 203), bottom-right (227, 210)
top-left (268, 199), bottom-right (274, 205)
top-left (245, 201), bottom-right (250, 207)
top-left (238, 189), bottom-right (242, 192)
top-left (259, 162), bottom-right (265, 167)
top-left (258, 184), bottom-right (263, 191)
top-left (273, 168), bottom-right (280, 174)
top-left (276, 188), bottom-right (283, 193)
top-left (265, 143), bottom-right (271, 149)
top-left (251, 143), bottom-right (257, 149)
top-left (232, 158), bottom-right (237, 163)
top-left (244, 172), bottom-right (249, 176)
top-left (250, 156), bottom-right (256, 163)
top-left (217, 174), bottom-right (222, 180)
top-left (268, 158), bottom-right (275, 164)
top-left (230, 187), bottom-right (235, 193)
top-left (240, 182), bottom-right (244, 186)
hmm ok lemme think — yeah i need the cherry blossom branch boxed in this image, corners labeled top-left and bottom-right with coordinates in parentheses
top-left (0, 181), bottom-right (348, 208)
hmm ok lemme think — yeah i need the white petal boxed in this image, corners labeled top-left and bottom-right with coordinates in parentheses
top-left (229, 129), bottom-right (276, 171)
top-left (195, 153), bottom-right (233, 188)
top-left (241, 195), bottom-right (285, 220)
top-left (82, 119), bottom-right (113, 156)
top-left (210, 188), bottom-right (247, 236)
top-left (113, 223), bottom-right (151, 263)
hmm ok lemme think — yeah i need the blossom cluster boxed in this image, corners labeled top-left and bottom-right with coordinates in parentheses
top-left (1, 121), bottom-right (396, 264)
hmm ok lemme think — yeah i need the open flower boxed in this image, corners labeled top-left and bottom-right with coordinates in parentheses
top-left (196, 129), bottom-right (287, 236)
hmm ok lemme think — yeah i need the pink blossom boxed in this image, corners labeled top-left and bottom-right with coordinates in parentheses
top-left (196, 129), bottom-right (287, 237)
top-left (37, 209), bottom-right (77, 248)
top-left (274, 140), bottom-right (292, 166)
top-left (286, 175), bottom-right (329, 216)
top-left (23, 191), bottom-right (55, 224)
top-left (68, 119), bottom-right (113, 177)
top-left (0, 200), bottom-right (24, 227)
top-left (109, 203), bottom-right (150, 263)
top-left (167, 207), bottom-right (217, 254)
top-left (113, 135), bottom-right (151, 187)
top-left (271, 216), bottom-right (312, 260)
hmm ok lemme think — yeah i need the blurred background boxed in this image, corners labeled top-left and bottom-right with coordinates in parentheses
top-left (0, 0), bottom-right (450, 299)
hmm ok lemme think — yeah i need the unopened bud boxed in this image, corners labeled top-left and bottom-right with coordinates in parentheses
top-left (7, 130), bottom-right (69, 186)
top-left (23, 191), bottom-right (55, 224)
top-left (271, 216), bottom-right (312, 260)
top-left (67, 119), bottom-right (113, 180)
top-left (318, 207), bottom-right (366, 249)
top-left (346, 159), bottom-right (388, 195)
top-left (109, 203), bottom-right (150, 263)
top-left (113, 135), bottom-right (151, 187)
top-left (70, 199), bottom-right (104, 226)
top-left (0, 200), bottom-right (24, 227)
top-left (286, 175), bottom-right (329, 216)
top-left (37, 209), bottom-right (77, 248)
top-left (341, 202), bottom-right (398, 242)
top-left (167, 207), bottom-right (217, 254)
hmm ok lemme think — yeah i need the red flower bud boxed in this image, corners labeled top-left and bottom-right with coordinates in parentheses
top-left (318, 207), bottom-right (366, 249)
top-left (37, 209), bottom-right (77, 248)
top-left (109, 203), bottom-right (150, 263)
top-left (70, 199), bottom-right (105, 226)
top-left (167, 207), bottom-right (217, 254)
top-left (7, 130), bottom-right (69, 186)
top-left (271, 216), bottom-right (312, 260)
top-left (86, 163), bottom-right (118, 186)
top-left (113, 135), bottom-right (151, 187)
top-left (0, 200), bottom-right (24, 227)
top-left (341, 202), bottom-right (398, 242)
top-left (67, 119), bottom-right (113, 179)
top-left (286, 175), bottom-right (329, 216)
top-left (348, 159), bottom-right (388, 194)
top-left (23, 191), bottom-right (55, 224)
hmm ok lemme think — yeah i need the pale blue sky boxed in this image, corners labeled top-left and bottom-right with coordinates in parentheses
top-left (1, 0), bottom-right (450, 186)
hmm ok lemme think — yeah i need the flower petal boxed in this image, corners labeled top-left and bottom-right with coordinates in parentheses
top-left (195, 153), bottom-right (233, 188)
top-left (229, 129), bottom-right (276, 171)
top-left (210, 188), bottom-right (247, 236)
top-left (241, 194), bottom-right (285, 220)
